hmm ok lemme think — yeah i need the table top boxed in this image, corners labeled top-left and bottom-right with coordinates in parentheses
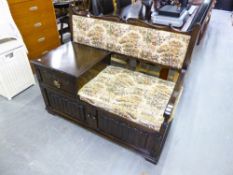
top-left (32, 42), bottom-right (110, 78)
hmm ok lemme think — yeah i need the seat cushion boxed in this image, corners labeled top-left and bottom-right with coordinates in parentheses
top-left (78, 66), bottom-right (175, 131)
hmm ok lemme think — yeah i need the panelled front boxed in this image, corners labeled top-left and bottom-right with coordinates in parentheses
top-left (8, 0), bottom-right (60, 59)
top-left (45, 87), bottom-right (85, 122)
top-left (32, 58), bottom-right (163, 163)
top-left (98, 110), bottom-right (150, 153)
top-left (34, 64), bottom-right (85, 122)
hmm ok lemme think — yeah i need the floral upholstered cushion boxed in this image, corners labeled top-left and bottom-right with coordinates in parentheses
top-left (73, 15), bottom-right (191, 69)
top-left (78, 66), bottom-right (175, 131)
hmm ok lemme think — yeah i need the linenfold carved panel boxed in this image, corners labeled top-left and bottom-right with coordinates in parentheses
top-left (72, 15), bottom-right (190, 69)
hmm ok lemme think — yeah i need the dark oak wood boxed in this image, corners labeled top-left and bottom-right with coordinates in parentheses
top-left (32, 11), bottom-right (199, 163)
top-left (32, 42), bottom-right (110, 78)
top-left (32, 40), bottom-right (185, 164)
top-left (31, 0), bottom-right (215, 165)
top-left (159, 68), bottom-right (170, 80)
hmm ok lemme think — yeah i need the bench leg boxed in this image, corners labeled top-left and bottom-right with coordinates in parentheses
top-left (145, 156), bottom-right (159, 164)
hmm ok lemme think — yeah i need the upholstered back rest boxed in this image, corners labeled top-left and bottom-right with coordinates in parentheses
top-left (72, 15), bottom-right (191, 69)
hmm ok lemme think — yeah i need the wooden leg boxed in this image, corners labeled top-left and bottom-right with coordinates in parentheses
top-left (145, 157), bottom-right (158, 164)
top-left (197, 15), bottom-right (211, 45)
top-left (159, 68), bottom-right (169, 80)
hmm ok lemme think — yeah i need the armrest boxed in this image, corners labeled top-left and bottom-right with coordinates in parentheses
top-left (163, 69), bottom-right (186, 121)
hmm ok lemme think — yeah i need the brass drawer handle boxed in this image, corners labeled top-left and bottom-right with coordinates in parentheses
top-left (29, 6), bottom-right (38, 11)
top-left (53, 80), bottom-right (61, 89)
top-left (34, 22), bottom-right (42, 28)
top-left (37, 37), bottom-right (45, 43)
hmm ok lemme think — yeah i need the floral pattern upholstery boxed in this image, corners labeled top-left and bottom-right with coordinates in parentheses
top-left (78, 66), bottom-right (175, 131)
top-left (73, 15), bottom-right (191, 69)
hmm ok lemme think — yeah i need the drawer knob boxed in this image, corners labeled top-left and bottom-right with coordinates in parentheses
top-left (29, 6), bottom-right (38, 11)
top-left (53, 80), bottom-right (61, 89)
top-left (34, 22), bottom-right (42, 28)
top-left (37, 37), bottom-right (45, 43)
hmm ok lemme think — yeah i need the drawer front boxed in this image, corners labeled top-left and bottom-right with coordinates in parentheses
top-left (9, 0), bottom-right (60, 59)
top-left (25, 28), bottom-right (60, 59)
top-left (23, 28), bottom-right (59, 48)
top-left (26, 37), bottom-right (60, 59)
top-left (45, 88), bottom-right (85, 122)
top-left (39, 67), bottom-right (76, 95)
top-left (9, 0), bottom-right (54, 19)
top-left (28, 39), bottom-right (59, 59)
top-left (14, 15), bottom-right (57, 37)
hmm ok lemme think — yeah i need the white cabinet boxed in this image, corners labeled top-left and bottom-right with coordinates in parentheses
top-left (0, 39), bottom-right (35, 100)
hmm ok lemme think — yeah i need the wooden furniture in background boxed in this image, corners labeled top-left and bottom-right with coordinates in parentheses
top-left (8, 0), bottom-right (60, 59)
top-left (53, 1), bottom-right (71, 44)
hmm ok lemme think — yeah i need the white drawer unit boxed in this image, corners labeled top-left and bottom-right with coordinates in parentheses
top-left (0, 39), bottom-right (35, 100)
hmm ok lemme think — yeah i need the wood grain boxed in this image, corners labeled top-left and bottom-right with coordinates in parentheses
top-left (9, 0), bottom-right (60, 59)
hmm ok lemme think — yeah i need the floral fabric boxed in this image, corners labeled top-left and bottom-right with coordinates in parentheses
top-left (78, 66), bottom-right (175, 131)
top-left (73, 15), bottom-right (190, 69)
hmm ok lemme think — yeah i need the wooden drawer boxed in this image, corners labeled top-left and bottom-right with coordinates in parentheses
top-left (28, 39), bottom-right (59, 59)
top-left (14, 14), bottom-right (56, 37)
top-left (23, 28), bottom-right (58, 47)
top-left (9, 0), bottom-right (54, 19)
top-left (9, 0), bottom-right (60, 60)
top-left (24, 28), bottom-right (60, 59)
top-left (39, 67), bottom-right (77, 96)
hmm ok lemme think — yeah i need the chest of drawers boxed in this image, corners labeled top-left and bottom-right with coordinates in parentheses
top-left (8, 0), bottom-right (60, 59)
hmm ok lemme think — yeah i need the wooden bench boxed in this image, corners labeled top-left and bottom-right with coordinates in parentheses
top-left (72, 15), bottom-right (199, 163)
top-left (32, 14), bottom-right (200, 164)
